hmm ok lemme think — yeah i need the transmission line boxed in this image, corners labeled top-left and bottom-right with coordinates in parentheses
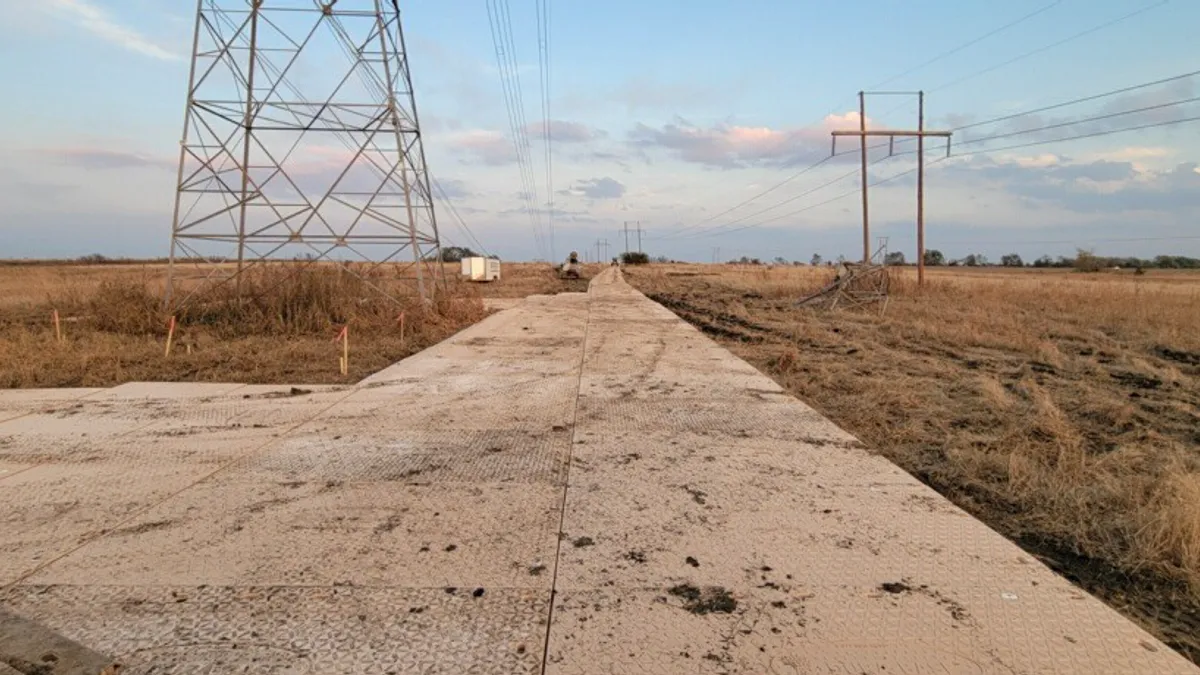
top-left (656, 1), bottom-right (1090, 240)
top-left (661, 2), bottom-right (1176, 243)
top-left (952, 68), bottom-right (1200, 133)
top-left (951, 113), bottom-right (1200, 156)
top-left (487, 0), bottom-right (546, 259)
top-left (696, 113), bottom-right (1200, 241)
top-left (874, 0), bottom-right (1171, 122)
top-left (536, 0), bottom-right (555, 261)
top-left (930, 0), bottom-right (1170, 95)
top-left (882, 67), bottom-right (1200, 154)
top-left (867, 0), bottom-right (1064, 90)
top-left (953, 96), bottom-right (1200, 148)
top-left (498, 0), bottom-right (547, 256)
top-left (687, 85), bottom-right (1200, 242)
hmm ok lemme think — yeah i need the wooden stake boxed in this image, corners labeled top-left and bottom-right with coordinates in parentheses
top-left (398, 311), bottom-right (406, 344)
top-left (342, 326), bottom-right (349, 376)
top-left (52, 309), bottom-right (63, 344)
top-left (334, 325), bottom-right (349, 375)
top-left (164, 315), bottom-right (177, 357)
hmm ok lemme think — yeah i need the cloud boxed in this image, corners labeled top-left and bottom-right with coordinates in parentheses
top-left (41, 0), bottom-right (179, 61)
top-left (950, 155), bottom-right (1200, 214)
top-left (611, 79), bottom-right (723, 111)
top-left (1083, 146), bottom-right (1175, 171)
top-left (627, 113), bottom-right (873, 169)
top-left (561, 177), bottom-right (626, 200)
top-left (435, 178), bottom-right (474, 200)
top-left (444, 130), bottom-right (517, 166)
top-left (525, 120), bottom-right (606, 143)
top-left (45, 147), bottom-right (175, 170)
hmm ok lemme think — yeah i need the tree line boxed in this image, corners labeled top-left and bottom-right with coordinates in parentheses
top-left (715, 249), bottom-right (1200, 271)
top-left (915, 249), bottom-right (1200, 270)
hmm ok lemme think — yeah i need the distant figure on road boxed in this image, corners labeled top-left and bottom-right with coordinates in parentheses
top-left (560, 251), bottom-right (581, 279)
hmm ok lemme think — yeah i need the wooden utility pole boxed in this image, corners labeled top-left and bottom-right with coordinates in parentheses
top-left (857, 92), bottom-right (869, 264)
top-left (917, 91), bottom-right (927, 286)
top-left (832, 91), bottom-right (951, 283)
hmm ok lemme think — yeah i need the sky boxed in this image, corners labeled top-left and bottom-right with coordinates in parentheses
top-left (1, 0), bottom-right (1198, 264)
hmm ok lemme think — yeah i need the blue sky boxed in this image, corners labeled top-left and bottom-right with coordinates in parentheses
top-left (1, 0), bottom-right (1198, 263)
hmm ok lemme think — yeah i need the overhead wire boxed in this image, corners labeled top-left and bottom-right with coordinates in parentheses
top-left (873, 1), bottom-right (1170, 121)
top-left (657, 0), bottom-right (1092, 240)
top-left (498, 0), bottom-right (548, 258)
top-left (694, 112), bottom-right (1200, 239)
top-left (879, 67), bottom-right (1200, 154)
top-left (687, 69), bottom-right (1200, 241)
top-left (536, 0), bottom-right (555, 261)
top-left (486, 0), bottom-right (546, 259)
top-left (951, 95), bottom-right (1200, 148)
top-left (866, 0), bottom-right (1065, 90)
top-left (929, 0), bottom-right (1170, 95)
top-left (951, 68), bottom-right (1200, 133)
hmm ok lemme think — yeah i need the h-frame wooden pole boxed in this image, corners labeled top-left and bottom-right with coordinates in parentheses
top-left (832, 90), bottom-right (951, 284)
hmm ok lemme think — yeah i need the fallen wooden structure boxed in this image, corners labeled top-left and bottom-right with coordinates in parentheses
top-left (797, 262), bottom-right (891, 314)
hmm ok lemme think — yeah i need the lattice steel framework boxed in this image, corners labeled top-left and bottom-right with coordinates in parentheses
top-left (166, 0), bottom-right (443, 306)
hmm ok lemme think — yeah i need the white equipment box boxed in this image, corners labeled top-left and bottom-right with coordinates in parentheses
top-left (460, 256), bottom-right (501, 282)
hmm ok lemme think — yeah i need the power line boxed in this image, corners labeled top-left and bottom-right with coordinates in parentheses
top-left (872, 76), bottom-right (1200, 160)
top-left (657, 2), bottom-right (1176, 244)
top-left (874, 1), bottom-right (1171, 122)
top-left (867, 0), bottom-right (1064, 90)
top-left (536, 0), bottom-right (555, 262)
top-left (929, 0), bottom-right (1170, 95)
top-left (882, 67), bottom-right (1200, 153)
top-left (695, 111), bottom-right (1200, 239)
top-left (497, 0), bottom-right (546, 252)
top-left (660, 3), bottom-right (1123, 238)
top-left (656, 2), bottom-right (1081, 240)
top-left (487, 0), bottom-right (546, 259)
top-left (951, 68), bottom-right (1200, 133)
top-left (953, 95), bottom-right (1200, 148)
top-left (950, 112), bottom-right (1200, 156)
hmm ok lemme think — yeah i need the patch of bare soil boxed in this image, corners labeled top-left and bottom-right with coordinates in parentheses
top-left (628, 267), bottom-right (1200, 665)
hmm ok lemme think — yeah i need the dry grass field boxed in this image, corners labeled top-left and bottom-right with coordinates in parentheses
top-left (0, 260), bottom-right (580, 387)
top-left (626, 262), bottom-right (1200, 661)
top-left (4, 257), bottom-right (1198, 661)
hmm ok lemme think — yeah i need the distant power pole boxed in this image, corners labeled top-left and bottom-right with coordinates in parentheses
top-left (596, 238), bottom-right (610, 262)
top-left (621, 222), bottom-right (631, 255)
top-left (711, 247), bottom-right (721, 264)
top-left (831, 90), bottom-right (951, 284)
top-left (636, 221), bottom-right (644, 253)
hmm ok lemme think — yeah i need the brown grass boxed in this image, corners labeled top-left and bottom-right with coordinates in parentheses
top-left (0, 260), bottom-right (585, 387)
top-left (627, 263), bottom-right (1200, 662)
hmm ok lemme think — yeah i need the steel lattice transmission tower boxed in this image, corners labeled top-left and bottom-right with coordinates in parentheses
top-left (166, 0), bottom-right (443, 306)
